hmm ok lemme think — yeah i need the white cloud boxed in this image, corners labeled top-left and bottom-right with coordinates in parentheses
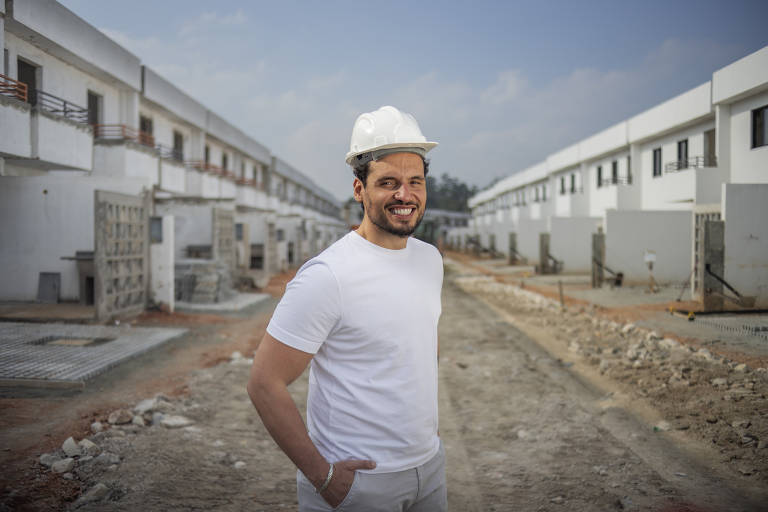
top-left (178, 10), bottom-right (248, 37)
top-left (481, 70), bottom-right (526, 105)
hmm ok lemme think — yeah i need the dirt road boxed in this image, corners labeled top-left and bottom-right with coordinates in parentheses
top-left (2, 263), bottom-right (767, 511)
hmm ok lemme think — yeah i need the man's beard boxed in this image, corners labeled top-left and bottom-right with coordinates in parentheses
top-left (367, 200), bottom-right (425, 238)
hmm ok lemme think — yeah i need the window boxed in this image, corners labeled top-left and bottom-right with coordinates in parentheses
top-left (704, 129), bottom-right (716, 166)
top-left (173, 130), bottom-right (184, 161)
top-left (276, 229), bottom-right (285, 242)
top-left (534, 187), bottom-right (540, 202)
top-left (542, 184), bottom-right (547, 201)
top-left (596, 166), bottom-right (603, 188)
top-left (87, 91), bottom-right (102, 126)
top-left (677, 139), bottom-right (688, 169)
top-left (626, 155), bottom-right (632, 184)
top-left (204, 145), bottom-right (210, 164)
top-left (752, 105), bottom-right (768, 149)
top-left (241, 162), bottom-right (246, 179)
top-left (652, 148), bottom-right (662, 177)
top-left (139, 115), bottom-right (153, 135)
top-left (222, 153), bottom-right (228, 170)
top-left (149, 217), bottom-right (163, 244)
top-left (611, 160), bottom-right (618, 184)
top-left (570, 174), bottom-right (576, 194)
top-left (560, 176), bottom-right (566, 195)
top-left (235, 223), bottom-right (244, 241)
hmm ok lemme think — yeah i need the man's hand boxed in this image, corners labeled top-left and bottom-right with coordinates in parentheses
top-left (320, 459), bottom-right (376, 508)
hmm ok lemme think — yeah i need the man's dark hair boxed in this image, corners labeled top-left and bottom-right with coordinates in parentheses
top-left (353, 157), bottom-right (430, 188)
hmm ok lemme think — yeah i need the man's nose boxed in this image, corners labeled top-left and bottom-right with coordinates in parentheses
top-left (394, 183), bottom-right (414, 201)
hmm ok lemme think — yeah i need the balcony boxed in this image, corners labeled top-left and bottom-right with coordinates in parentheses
top-left (92, 124), bottom-right (158, 185)
top-left (1, 75), bottom-right (91, 170)
top-left (665, 156), bottom-right (718, 173)
top-left (0, 74), bottom-right (32, 159)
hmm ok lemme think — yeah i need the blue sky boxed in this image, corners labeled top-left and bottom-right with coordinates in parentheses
top-left (60, 0), bottom-right (768, 201)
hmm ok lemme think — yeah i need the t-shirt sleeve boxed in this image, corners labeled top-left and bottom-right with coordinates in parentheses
top-left (266, 262), bottom-right (341, 354)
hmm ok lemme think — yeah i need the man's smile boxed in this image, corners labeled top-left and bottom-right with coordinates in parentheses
top-left (387, 205), bottom-right (417, 219)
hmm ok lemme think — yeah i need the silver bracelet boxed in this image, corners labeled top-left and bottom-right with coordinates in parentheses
top-left (317, 463), bottom-right (334, 493)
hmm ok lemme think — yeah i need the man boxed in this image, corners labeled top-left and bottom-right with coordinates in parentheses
top-left (247, 105), bottom-right (446, 511)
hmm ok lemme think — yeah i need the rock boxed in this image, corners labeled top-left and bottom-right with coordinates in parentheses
top-left (734, 363), bottom-right (748, 372)
top-left (151, 412), bottom-right (165, 425)
top-left (621, 324), bottom-right (636, 334)
top-left (234, 461), bottom-right (246, 469)
top-left (646, 331), bottom-right (661, 342)
top-left (132, 415), bottom-right (146, 426)
top-left (79, 455), bottom-right (93, 463)
top-left (133, 398), bottom-right (158, 415)
top-left (711, 377), bottom-right (728, 388)
top-left (62, 472), bottom-right (74, 480)
top-left (90, 421), bottom-right (104, 433)
top-left (731, 419), bottom-right (751, 429)
top-left (568, 341), bottom-right (580, 353)
top-left (94, 452), bottom-right (121, 465)
top-left (39, 453), bottom-right (60, 468)
top-left (79, 439), bottom-right (101, 456)
top-left (75, 483), bottom-right (110, 506)
top-left (654, 421), bottom-right (671, 432)
top-left (161, 415), bottom-right (194, 428)
top-left (230, 351), bottom-right (243, 361)
top-left (659, 338), bottom-right (679, 350)
top-left (706, 417), bottom-right (718, 424)
top-left (51, 458), bottom-right (75, 473)
top-left (108, 409), bottom-right (133, 425)
top-left (694, 349), bottom-right (714, 361)
top-left (62, 437), bottom-right (81, 457)
top-left (550, 496), bottom-right (565, 504)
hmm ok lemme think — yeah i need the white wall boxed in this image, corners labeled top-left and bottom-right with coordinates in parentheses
top-left (154, 202), bottom-right (213, 261)
top-left (159, 160), bottom-right (186, 194)
top-left (0, 176), bottom-right (148, 301)
top-left (549, 216), bottom-right (602, 273)
top-left (722, 184), bottom-right (768, 307)
top-left (605, 210), bottom-right (692, 283)
top-left (728, 90), bottom-right (768, 184)
top-left (0, 97), bottom-right (31, 159)
top-left (638, 120), bottom-right (715, 209)
top-left (150, 215), bottom-right (175, 312)
top-left (34, 111), bottom-right (92, 170)
top-left (515, 218), bottom-right (548, 264)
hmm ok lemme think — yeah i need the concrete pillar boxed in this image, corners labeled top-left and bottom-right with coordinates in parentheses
top-left (591, 229), bottom-right (605, 288)
top-left (119, 88), bottom-right (139, 128)
top-left (539, 233), bottom-right (551, 274)
top-left (508, 232), bottom-right (517, 264)
top-left (1, 14), bottom-right (6, 76)
top-left (715, 104), bottom-right (731, 182)
top-left (150, 215), bottom-right (175, 312)
top-left (700, 220), bottom-right (725, 312)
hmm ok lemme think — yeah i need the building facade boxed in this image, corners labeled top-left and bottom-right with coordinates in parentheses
top-left (459, 46), bottom-right (768, 307)
top-left (0, 0), bottom-right (346, 317)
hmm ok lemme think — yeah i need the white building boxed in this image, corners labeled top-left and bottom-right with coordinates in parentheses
top-left (0, 0), bottom-right (346, 317)
top-left (463, 46), bottom-right (768, 307)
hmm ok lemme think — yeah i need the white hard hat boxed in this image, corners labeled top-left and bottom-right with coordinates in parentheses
top-left (345, 105), bottom-right (438, 167)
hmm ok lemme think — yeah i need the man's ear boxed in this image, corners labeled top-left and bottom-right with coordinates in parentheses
top-left (353, 177), bottom-right (364, 203)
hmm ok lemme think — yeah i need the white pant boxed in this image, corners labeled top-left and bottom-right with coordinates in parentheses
top-left (297, 441), bottom-right (447, 512)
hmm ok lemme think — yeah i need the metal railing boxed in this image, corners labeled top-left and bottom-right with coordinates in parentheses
top-left (0, 73), bottom-right (28, 102)
top-left (665, 156), bottom-right (718, 172)
top-left (34, 89), bottom-right (89, 124)
top-left (156, 144), bottom-right (183, 163)
top-left (598, 175), bottom-right (632, 187)
top-left (93, 124), bottom-right (155, 148)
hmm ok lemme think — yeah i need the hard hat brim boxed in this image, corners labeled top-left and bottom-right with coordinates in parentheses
top-left (345, 141), bottom-right (438, 166)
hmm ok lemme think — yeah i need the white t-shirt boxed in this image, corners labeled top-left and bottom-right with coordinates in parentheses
top-left (267, 231), bottom-right (443, 474)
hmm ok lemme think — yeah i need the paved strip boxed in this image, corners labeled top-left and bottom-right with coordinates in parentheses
top-left (0, 322), bottom-right (186, 386)
top-left (176, 293), bottom-right (270, 312)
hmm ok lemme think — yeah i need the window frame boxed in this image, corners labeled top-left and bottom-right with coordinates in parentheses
top-left (652, 147), bottom-right (662, 178)
top-left (752, 105), bottom-right (768, 149)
